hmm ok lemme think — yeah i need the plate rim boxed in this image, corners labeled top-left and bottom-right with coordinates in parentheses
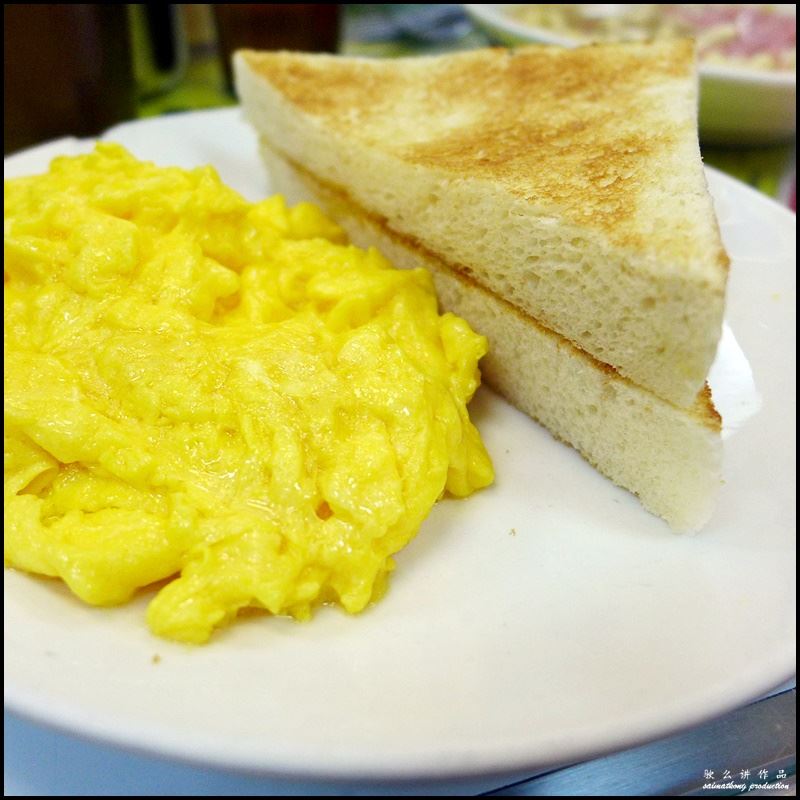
top-left (5, 638), bottom-right (796, 780)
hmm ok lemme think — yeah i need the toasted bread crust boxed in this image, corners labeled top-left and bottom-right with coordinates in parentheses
top-left (273, 145), bottom-right (722, 434)
top-left (240, 41), bottom-right (726, 267)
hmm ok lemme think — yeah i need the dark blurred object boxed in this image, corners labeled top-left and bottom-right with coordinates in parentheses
top-left (129, 4), bottom-right (188, 100)
top-left (4, 4), bottom-right (135, 155)
top-left (213, 4), bottom-right (340, 92)
top-left (347, 5), bottom-right (471, 44)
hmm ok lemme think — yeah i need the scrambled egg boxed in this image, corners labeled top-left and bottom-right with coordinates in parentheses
top-left (4, 144), bottom-right (493, 644)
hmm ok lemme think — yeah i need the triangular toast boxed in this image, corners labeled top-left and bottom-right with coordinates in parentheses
top-left (235, 43), bottom-right (727, 529)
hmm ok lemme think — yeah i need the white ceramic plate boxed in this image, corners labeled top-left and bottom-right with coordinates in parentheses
top-left (4, 109), bottom-right (796, 781)
top-left (464, 4), bottom-right (797, 145)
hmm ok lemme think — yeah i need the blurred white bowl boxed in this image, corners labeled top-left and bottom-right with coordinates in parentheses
top-left (465, 4), bottom-right (797, 145)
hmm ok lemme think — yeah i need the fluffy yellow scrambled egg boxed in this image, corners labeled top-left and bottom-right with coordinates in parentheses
top-left (4, 144), bottom-right (493, 643)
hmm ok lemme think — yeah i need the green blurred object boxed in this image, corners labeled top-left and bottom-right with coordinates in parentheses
top-left (702, 144), bottom-right (794, 200)
top-left (128, 5), bottom-right (189, 100)
top-left (134, 4), bottom-right (232, 116)
top-left (137, 49), bottom-right (234, 117)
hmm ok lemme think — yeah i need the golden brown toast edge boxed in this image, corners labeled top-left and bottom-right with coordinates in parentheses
top-left (238, 42), bottom-right (729, 273)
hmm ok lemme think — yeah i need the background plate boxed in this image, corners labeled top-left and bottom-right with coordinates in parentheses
top-left (4, 108), bottom-right (796, 781)
top-left (464, 4), bottom-right (797, 145)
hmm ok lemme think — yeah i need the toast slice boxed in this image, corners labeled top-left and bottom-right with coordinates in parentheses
top-left (234, 42), bottom-right (728, 409)
top-left (262, 143), bottom-right (722, 532)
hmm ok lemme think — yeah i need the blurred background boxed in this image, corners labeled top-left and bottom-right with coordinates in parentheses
top-left (3, 5), bottom-right (796, 797)
top-left (3, 4), bottom-right (796, 210)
